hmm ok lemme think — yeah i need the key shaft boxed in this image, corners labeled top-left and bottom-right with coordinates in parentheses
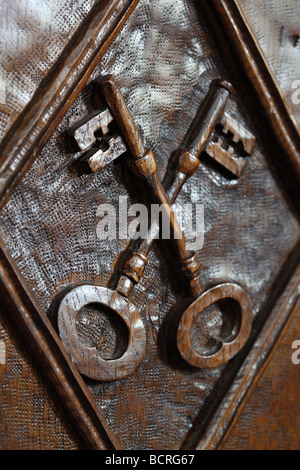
top-left (114, 80), bottom-right (233, 298)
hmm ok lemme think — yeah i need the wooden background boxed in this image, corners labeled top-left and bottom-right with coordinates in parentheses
top-left (0, 0), bottom-right (299, 450)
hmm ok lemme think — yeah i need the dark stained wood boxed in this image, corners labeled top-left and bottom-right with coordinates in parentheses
top-left (192, 260), bottom-right (300, 450)
top-left (0, 0), bottom-right (100, 145)
top-left (58, 285), bottom-right (146, 381)
top-left (98, 75), bottom-right (145, 160)
top-left (69, 108), bottom-right (115, 152)
top-left (0, 0), bottom-right (144, 450)
top-left (205, 112), bottom-right (256, 177)
top-left (0, 245), bottom-right (120, 449)
top-left (66, 107), bottom-right (127, 172)
top-left (205, 0), bottom-right (300, 190)
top-left (176, 283), bottom-right (253, 369)
top-left (0, 0), bottom-right (141, 208)
top-left (0, 0), bottom-right (299, 451)
top-left (220, 287), bottom-right (300, 450)
top-left (98, 74), bottom-right (198, 274)
top-left (57, 75), bottom-right (255, 379)
top-left (237, 0), bottom-right (300, 135)
top-left (0, 303), bottom-right (80, 450)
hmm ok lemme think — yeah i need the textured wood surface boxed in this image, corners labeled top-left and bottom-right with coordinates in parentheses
top-left (0, 306), bottom-right (79, 449)
top-left (221, 298), bottom-right (300, 450)
top-left (238, 0), bottom-right (300, 133)
top-left (0, 0), bottom-right (99, 143)
top-left (206, 0), bottom-right (300, 195)
top-left (57, 76), bottom-right (255, 380)
top-left (58, 284), bottom-right (147, 381)
top-left (193, 261), bottom-right (300, 449)
top-left (0, 0), bottom-right (141, 206)
top-left (0, 0), bottom-right (299, 450)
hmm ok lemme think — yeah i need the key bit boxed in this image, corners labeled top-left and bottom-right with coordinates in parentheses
top-left (68, 108), bottom-right (114, 151)
top-left (220, 112), bottom-right (256, 155)
top-left (57, 76), bottom-right (254, 379)
top-left (80, 135), bottom-right (127, 172)
top-left (205, 111), bottom-right (256, 177)
top-left (66, 107), bottom-right (127, 172)
top-left (205, 141), bottom-right (248, 177)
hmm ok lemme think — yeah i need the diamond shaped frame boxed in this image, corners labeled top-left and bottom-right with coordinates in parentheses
top-left (0, 0), bottom-right (299, 450)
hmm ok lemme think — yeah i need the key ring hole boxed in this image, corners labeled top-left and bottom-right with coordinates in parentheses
top-left (176, 283), bottom-right (253, 368)
top-left (213, 298), bottom-right (241, 342)
top-left (57, 285), bottom-right (146, 381)
top-left (76, 302), bottom-right (129, 360)
top-left (189, 299), bottom-right (241, 357)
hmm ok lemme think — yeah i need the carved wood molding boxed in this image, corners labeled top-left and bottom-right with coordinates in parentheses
top-left (0, 0), bottom-right (141, 209)
top-left (195, 256), bottom-right (300, 450)
top-left (0, 243), bottom-right (120, 450)
top-left (1, 0), bottom-right (299, 211)
top-left (219, 295), bottom-right (300, 450)
top-left (204, 0), bottom-right (300, 190)
top-left (0, 0), bottom-right (141, 450)
top-left (0, 0), bottom-right (299, 450)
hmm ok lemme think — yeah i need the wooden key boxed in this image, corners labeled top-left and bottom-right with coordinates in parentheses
top-left (58, 284), bottom-right (146, 381)
top-left (116, 79), bottom-right (236, 299)
top-left (66, 107), bottom-right (127, 172)
top-left (110, 79), bottom-right (253, 369)
top-left (57, 76), bottom-right (254, 380)
top-left (205, 112), bottom-right (256, 177)
top-left (98, 75), bottom-right (201, 288)
top-left (58, 75), bottom-right (200, 381)
top-left (67, 75), bottom-right (200, 288)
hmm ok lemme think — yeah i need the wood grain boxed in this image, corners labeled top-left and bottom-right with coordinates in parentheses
top-left (0, 245), bottom-right (119, 449)
top-left (0, 0), bottom-right (99, 144)
top-left (176, 283), bottom-right (253, 369)
top-left (0, 303), bottom-right (79, 450)
top-left (0, 0), bottom-right (141, 207)
top-left (58, 285), bottom-right (146, 381)
top-left (237, 0), bottom-right (300, 134)
top-left (221, 297), bottom-right (300, 450)
top-left (57, 76), bottom-right (254, 378)
top-left (205, 0), bottom-right (300, 192)
top-left (190, 259), bottom-right (300, 450)
top-left (0, 0), bottom-right (299, 450)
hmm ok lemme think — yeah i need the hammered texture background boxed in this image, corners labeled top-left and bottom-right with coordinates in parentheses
top-left (0, 0), bottom-right (299, 450)
top-left (0, 310), bottom-right (79, 449)
top-left (0, 0), bottom-right (98, 143)
top-left (238, 0), bottom-right (300, 132)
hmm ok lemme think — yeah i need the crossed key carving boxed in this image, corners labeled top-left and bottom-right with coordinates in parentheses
top-left (57, 75), bottom-right (256, 381)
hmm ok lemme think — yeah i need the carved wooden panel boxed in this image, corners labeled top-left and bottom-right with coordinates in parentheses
top-left (0, 0), bottom-right (299, 450)
top-left (0, 309), bottom-right (79, 449)
top-left (237, 0), bottom-right (300, 133)
top-left (0, 0), bottom-right (99, 142)
top-left (221, 294), bottom-right (300, 450)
